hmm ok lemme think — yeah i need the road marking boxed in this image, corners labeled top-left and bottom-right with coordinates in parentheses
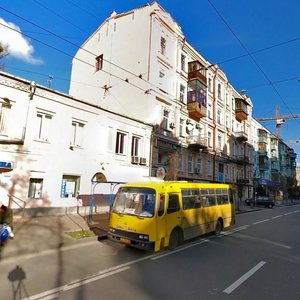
top-left (223, 261), bottom-right (266, 294)
top-left (253, 219), bottom-right (270, 225)
top-left (284, 212), bottom-right (293, 215)
top-left (221, 225), bottom-right (249, 235)
top-left (23, 253), bottom-right (158, 300)
top-left (271, 215), bottom-right (283, 219)
top-left (23, 266), bottom-right (130, 300)
top-left (152, 239), bottom-right (210, 260)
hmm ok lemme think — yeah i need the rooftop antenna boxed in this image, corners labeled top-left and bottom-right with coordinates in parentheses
top-left (47, 75), bottom-right (53, 88)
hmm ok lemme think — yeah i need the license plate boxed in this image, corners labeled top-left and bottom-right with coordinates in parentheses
top-left (120, 238), bottom-right (131, 245)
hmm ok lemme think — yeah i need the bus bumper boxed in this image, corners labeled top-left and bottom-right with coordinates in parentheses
top-left (108, 232), bottom-right (155, 251)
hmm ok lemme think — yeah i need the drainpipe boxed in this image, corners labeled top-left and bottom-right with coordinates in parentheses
top-left (212, 67), bottom-right (218, 182)
top-left (22, 81), bottom-right (36, 141)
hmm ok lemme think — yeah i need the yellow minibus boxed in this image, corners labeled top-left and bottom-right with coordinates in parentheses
top-left (108, 181), bottom-right (235, 252)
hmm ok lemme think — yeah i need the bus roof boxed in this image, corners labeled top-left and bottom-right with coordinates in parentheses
top-left (118, 181), bottom-right (232, 190)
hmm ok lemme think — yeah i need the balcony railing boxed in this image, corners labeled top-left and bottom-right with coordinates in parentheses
top-left (235, 131), bottom-right (248, 142)
top-left (186, 135), bottom-right (208, 151)
top-left (259, 163), bottom-right (269, 170)
top-left (187, 91), bottom-right (207, 121)
top-left (235, 98), bottom-right (248, 122)
top-left (188, 61), bottom-right (207, 85)
top-left (234, 155), bottom-right (250, 164)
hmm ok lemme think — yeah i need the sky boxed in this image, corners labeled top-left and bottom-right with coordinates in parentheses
top-left (1, 0), bottom-right (300, 158)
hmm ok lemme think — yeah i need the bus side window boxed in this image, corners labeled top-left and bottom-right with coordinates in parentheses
top-left (167, 194), bottom-right (180, 214)
top-left (158, 194), bottom-right (165, 216)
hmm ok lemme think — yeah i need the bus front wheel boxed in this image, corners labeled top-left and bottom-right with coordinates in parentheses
top-left (168, 229), bottom-right (181, 250)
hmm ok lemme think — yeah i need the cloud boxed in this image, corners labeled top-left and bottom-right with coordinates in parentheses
top-left (0, 18), bottom-right (43, 64)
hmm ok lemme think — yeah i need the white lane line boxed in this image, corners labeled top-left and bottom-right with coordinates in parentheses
top-left (222, 225), bottom-right (249, 235)
top-left (271, 215), bottom-right (283, 219)
top-left (23, 266), bottom-right (130, 300)
top-left (152, 239), bottom-right (210, 260)
top-left (223, 261), bottom-right (266, 294)
top-left (253, 219), bottom-right (270, 225)
top-left (284, 212), bottom-right (293, 216)
top-left (23, 253), bottom-right (158, 300)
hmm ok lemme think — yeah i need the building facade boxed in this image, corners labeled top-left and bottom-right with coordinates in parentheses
top-left (69, 2), bottom-right (254, 200)
top-left (0, 2), bottom-right (297, 210)
top-left (0, 72), bottom-right (152, 209)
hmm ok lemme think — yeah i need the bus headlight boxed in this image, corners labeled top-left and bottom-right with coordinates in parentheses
top-left (109, 228), bottom-right (116, 233)
top-left (138, 234), bottom-right (149, 241)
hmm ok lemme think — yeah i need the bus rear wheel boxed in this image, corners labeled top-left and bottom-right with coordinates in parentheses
top-left (215, 219), bottom-right (223, 236)
top-left (168, 229), bottom-right (181, 250)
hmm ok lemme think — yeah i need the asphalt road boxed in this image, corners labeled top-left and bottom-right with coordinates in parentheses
top-left (1, 204), bottom-right (300, 300)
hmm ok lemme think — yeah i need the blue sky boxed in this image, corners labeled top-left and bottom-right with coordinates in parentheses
top-left (1, 0), bottom-right (300, 156)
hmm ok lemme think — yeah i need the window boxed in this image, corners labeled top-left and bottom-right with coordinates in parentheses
top-left (217, 135), bottom-right (222, 150)
top-left (207, 103), bottom-right (212, 119)
top-left (95, 54), bottom-right (103, 71)
top-left (61, 175), bottom-right (80, 198)
top-left (28, 178), bottom-right (43, 198)
top-left (217, 83), bottom-right (222, 99)
top-left (217, 109), bottom-right (221, 125)
top-left (0, 100), bottom-right (11, 134)
top-left (179, 84), bottom-right (185, 103)
top-left (207, 160), bottom-right (212, 176)
top-left (208, 131), bottom-right (212, 147)
top-left (71, 120), bottom-right (84, 147)
top-left (196, 159), bottom-right (202, 174)
top-left (159, 70), bottom-right (165, 86)
top-left (131, 136), bottom-right (141, 157)
top-left (181, 54), bottom-right (186, 72)
top-left (115, 131), bottom-right (127, 155)
top-left (225, 93), bottom-right (229, 107)
top-left (160, 36), bottom-right (166, 55)
top-left (36, 111), bottom-right (53, 141)
top-left (167, 194), bottom-right (179, 213)
top-left (208, 78), bottom-right (212, 93)
top-left (178, 154), bottom-right (183, 171)
top-left (162, 109), bottom-right (169, 130)
top-left (179, 119), bottom-right (184, 136)
top-left (188, 155), bottom-right (193, 173)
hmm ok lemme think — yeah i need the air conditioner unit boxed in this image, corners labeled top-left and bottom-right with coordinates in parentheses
top-left (139, 157), bottom-right (147, 165)
top-left (131, 156), bottom-right (139, 164)
top-left (169, 122), bottom-right (175, 129)
top-left (195, 168), bottom-right (201, 175)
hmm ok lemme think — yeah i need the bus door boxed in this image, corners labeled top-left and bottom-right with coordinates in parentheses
top-left (165, 193), bottom-right (182, 237)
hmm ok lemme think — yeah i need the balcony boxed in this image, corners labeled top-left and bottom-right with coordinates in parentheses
top-left (236, 178), bottom-right (250, 185)
top-left (235, 98), bottom-right (248, 122)
top-left (187, 91), bottom-right (207, 121)
top-left (235, 131), bottom-right (248, 142)
top-left (186, 135), bottom-right (207, 151)
top-left (259, 163), bottom-right (269, 170)
top-left (234, 155), bottom-right (250, 165)
top-left (188, 61), bottom-right (207, 85)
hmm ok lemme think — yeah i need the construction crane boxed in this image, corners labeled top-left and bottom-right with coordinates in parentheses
top-left (256, 107), bottom-right (300, 138)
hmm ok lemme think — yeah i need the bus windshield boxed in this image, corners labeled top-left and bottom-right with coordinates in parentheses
top-left (112, 187), bottom-right (156, 217)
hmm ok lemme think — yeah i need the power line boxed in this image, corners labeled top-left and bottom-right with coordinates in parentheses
top-left (0, 22), bottom-right (147, 94)
top-left (0, 5), bottom-right (177, 101)
top-left (207, 0), bottom-right (300, 130)
top-left (216, 36), bottom-right (300, 66)
top-left (31, 0), bottom-right (89, 34)
top-left (63, 0), bottom-right (101, 20)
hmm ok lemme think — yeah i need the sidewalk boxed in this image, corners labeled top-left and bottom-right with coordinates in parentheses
top-left (0, 212), bottom-right (109, 261)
